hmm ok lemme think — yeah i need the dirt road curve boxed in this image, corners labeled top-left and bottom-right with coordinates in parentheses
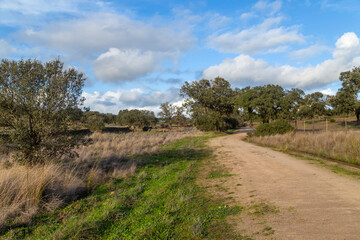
top-left (209, 128), bottom-right (360, 240)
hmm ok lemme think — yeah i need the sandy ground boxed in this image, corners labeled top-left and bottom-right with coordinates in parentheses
top-left (208, 127), bottom-right (360, 240)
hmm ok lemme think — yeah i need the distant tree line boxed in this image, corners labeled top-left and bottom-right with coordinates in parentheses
top-left (1, 58), bottom-right (359, 165)
top-left (181, 67), bottom-right (360, 131)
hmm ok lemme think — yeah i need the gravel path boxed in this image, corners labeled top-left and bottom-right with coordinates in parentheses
top-left (209, 128), bottom-right (360, 239)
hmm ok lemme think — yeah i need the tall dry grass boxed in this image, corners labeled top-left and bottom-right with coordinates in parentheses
top-left (73, 131), bottom-right (203, 180)
top-left (0, 130), bottom-right (203, 230)
top-left (0, 163), bottom-right (84, 230)
top-left (248, 130), bottom-right (360, 165)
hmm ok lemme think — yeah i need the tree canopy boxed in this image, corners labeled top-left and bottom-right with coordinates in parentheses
top-left (330, 67), bottom-right (360, 119)
top-left (117, 109), bottom-right (157, 129)
top-left (158, 102), bottom-right (186, 127)
top-left (180, 77), bottom-right (240, 131)
top-left (298, 92), bottom-right (328, 119)
top-left (0, 59), bottom-right (86, 165)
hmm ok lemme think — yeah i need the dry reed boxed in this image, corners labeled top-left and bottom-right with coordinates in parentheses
top-left (249, 130), bottom-right (360, 165)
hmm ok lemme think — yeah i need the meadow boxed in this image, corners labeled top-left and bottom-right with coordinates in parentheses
top-left (0, 130), bottom-right (242, 239)
top-left (0, 131), bottom-right (202, 230)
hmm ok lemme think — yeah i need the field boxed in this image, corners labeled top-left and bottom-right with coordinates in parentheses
top-left (0, 130), bottom-right (242, 239)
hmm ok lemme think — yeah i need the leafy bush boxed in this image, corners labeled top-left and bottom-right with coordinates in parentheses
top-left (249, 119), bottom-right (294, 137)
top-left (193, 112), bottom-right (240, 132)
top-left (0, 59), bottom-right (86, 165)
top-left (329, 118), bottom-right (336, 123)
top-left (87, 115), bottom-right (105, 132)
top-left (117, 109), bottom-right (156, 129)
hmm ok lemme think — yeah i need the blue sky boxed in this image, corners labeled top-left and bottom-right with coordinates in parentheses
top-left (1, 0), bottom-right (360, 114)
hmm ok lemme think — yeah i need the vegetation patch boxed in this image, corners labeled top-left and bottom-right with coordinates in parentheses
top-left (248, 119), bottom-right (294, 137)
top-left (207, 169), bottom-right (234, 179)
top-left (248, 203), bottom-right (279, 216)
top-left (248, 130), bottom-right (360, 166)
top-left (2, 135), bottom-right (243, 239)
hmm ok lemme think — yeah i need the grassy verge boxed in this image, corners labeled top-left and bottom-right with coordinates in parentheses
top-left (247, 136), bottom-right (360, 180)
top-left (2, 134), bottom-right (242, 239)
top-left (247, 131), bottom-right (360, 165)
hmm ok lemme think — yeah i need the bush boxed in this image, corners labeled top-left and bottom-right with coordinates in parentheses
top-left (0, 59), bottom-right (86, 165)
top-left (249, 119), bottom-right (294, 137)
top-left (194, 114), bottom-right (240, 132)
top-left (87, 115), bottom-right (105, 132)
top-left (329, 118), bottom-right (336, 123)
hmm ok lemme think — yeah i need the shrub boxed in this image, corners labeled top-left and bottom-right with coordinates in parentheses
top-left (329, 118), bottom-right (336, 123)
top-left (87, 115), bottom-right (105, 132)
top-left (0, 59), bottom-right (86, 165)
top-left (249, 119), bottom-right (294, 137)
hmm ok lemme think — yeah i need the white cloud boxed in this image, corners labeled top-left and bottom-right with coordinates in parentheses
top-left (318, 88), bottom-right (336, 96)
top-left (94, 48), bottom-right (159, 82)
top-left (0, 39), bottom-right (16, 57)
top-left (20, 13), bottom-right (194, 56)
top-left (16, 12), bottom-right (195, 81)
top-left (82, 87), bottom-right (181, 114)
top-left (0, 0), bottom-right (87, 15)
top-left (203, 32), bottom-right (360, 89)
top-left (207, 17), bottom-right (304, 54)
top-left (291, 44), bottom-right (329, 59)
top-left (240, 12), bottom-right (258, 21)
top-left (207, 13), bottom-right (231, 30)
top-left (253, 0), bottom-right (282, 15)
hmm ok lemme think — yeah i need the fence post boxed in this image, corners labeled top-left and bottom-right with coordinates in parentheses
top-left (312, 119), bottom-right (314, 132)
top-left (304, 120), bottom-right (306, 132)
top-left (345, 117), bottom-right (347, 131)
top-left (326, 118), bottom-right (328, 132)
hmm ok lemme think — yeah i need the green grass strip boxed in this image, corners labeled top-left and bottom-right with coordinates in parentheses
top-left (3, 134), bottom-right (242, 240)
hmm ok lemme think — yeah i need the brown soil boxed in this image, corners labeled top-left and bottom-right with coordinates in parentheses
top-left (206, 127), bottom-right (360, 240)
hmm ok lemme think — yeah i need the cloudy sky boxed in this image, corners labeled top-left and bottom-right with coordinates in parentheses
top-left (1, 0), bottom-right (360, 114)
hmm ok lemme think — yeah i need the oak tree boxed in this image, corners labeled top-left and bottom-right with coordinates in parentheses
top-left (0, 59), bottom-right (86, 165)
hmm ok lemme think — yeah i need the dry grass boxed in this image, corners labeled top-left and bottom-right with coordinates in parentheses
top-left (0, 130), bottom-right (203, 230)
top-left (0, 163), bottom-right (84, 230)
top-left (74, 131), bottom-right (203, 178)
top-left (249, 130), bottom-right (360, 165)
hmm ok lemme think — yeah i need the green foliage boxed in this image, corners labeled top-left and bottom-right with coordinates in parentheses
top-left (298, 92), bottom-right (328, 119)
top-left (118, 109), bottom-right (156, 129)
top-left (0, 59), bottom-right (86, 165)
top-left (237, 85), bottom-right (300, 123)
top-left (250, 119), bottom-right (294, 137)
top-left (87, 115), bottom-right (105, 132)
top-left (330, 67), bottom-right (360, 117)
top-left (281, 88), bottom-right (305, 120)
top-left (81, 111), bottom-right (117, 125)
top-left (103, 113), bottom-right (117, 124)
top-left (158, 102), bottom-right (186, 127)
top-left (158, 102), bottom-right (175, 124)
top-left (329, 118), bottom-right (336, 123)
top-left (181, 77), bottom-right (239, 131)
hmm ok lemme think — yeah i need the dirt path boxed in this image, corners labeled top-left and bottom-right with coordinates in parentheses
top-left (208, 128), bottom-right (360, 239)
